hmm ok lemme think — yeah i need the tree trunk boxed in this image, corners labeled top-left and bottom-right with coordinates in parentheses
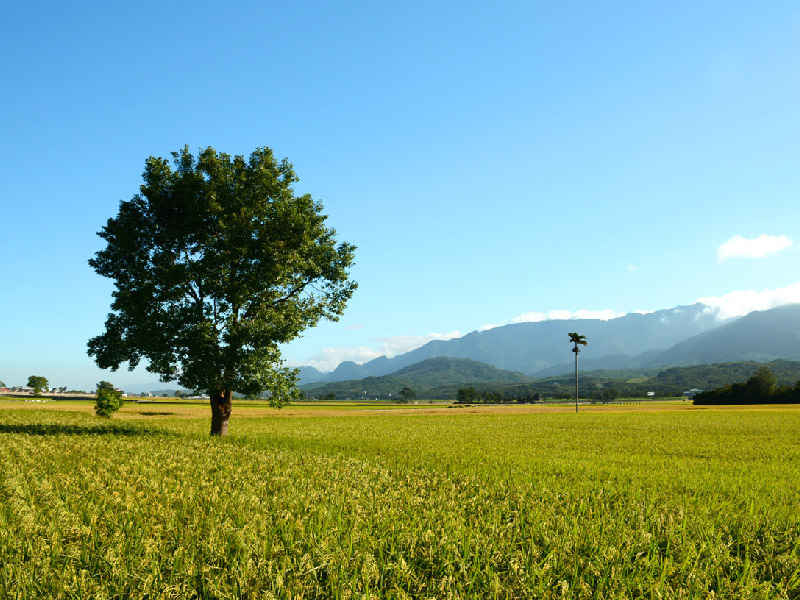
top-left (210, 389), bottom-right (232, 436)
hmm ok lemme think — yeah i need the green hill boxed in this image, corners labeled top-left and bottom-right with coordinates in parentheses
top-left (303, 357), bottom-right (532, 399)
top-left (651, 359), bottom-right (800, 390)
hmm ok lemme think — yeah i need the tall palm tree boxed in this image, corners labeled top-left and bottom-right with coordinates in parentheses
top-left (568, 332), bottom-right (587, 413)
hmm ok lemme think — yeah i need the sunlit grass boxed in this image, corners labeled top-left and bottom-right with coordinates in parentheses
top-left (1, 401), bottom-right (798, 598)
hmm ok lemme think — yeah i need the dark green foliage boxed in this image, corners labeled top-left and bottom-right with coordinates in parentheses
top-left (748, 366), bottom-right (777, 396)
top-left (95, 382), bottom-right (123, 418)
top-left (96, 381), bottom-right (114, 392)
top-left (482, 389), bottom-right (504, 404)
top-left (26, 375), bottom-right (48, 396)
top-left (456, 386), bottom-right (479, 403)
top-left (568, 332), bottom-right (587, 353)
top-left (453, 387), bottom-right (507, 404)
top-left (694, 366), bottom-right (800, 405)
top-left (88, 146), bottom-right (356, 430)
top-left (396, 387), bottom-right (416, 403)
top-left (395, 357), bottom-right (530, 384)
top-left (652, 359), bottom-right (800, 389)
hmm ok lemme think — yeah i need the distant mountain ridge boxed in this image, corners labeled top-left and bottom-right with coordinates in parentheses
top-left (303, 357), bottom-right (533, 399)
top-left (646, 304), bottom-right (800, 366)
top-left (298, 303), bottom-right (800, 385)
top-left (305, 303), bottom-right (719, 383)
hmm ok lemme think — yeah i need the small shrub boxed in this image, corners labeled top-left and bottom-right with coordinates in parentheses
top-left (95, 387), bottom-right (123, 418)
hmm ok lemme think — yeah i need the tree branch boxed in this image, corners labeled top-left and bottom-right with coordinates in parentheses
top-left (242, 277), bottom-right (313, 321)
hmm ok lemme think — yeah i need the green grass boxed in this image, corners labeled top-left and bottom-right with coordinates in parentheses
top-left (1, 402), bottom-right (799, 598)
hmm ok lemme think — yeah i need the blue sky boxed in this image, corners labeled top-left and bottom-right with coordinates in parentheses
top-left (2, 1), bottom-right (800, 389)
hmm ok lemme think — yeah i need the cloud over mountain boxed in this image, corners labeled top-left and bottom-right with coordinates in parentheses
top-left (511, 309), bottom-right (623, 324)
top-left (300, 330), bottom-right (461, 372)
top-left (696, 282), bottom-right (800, 320)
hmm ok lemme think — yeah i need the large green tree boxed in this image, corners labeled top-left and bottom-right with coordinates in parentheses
top-left (747, 366), bottom-right (777, 398)
top-left (397, 387), bottom-right (416, 403)
top-left (27, 375), bottom-right (49, 396)
top-left (88, 146), bottom-right (357, 435)
top-left (456, 386), bottom-right (479, 404)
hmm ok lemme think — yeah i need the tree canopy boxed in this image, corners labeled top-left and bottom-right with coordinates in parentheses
top-left (568, 332), bottom-right (587, 353)
top-left (692, 366), bottom-right (800, 405)
top-left (88, 146), bottom-right (357, 434)
top-left (397, 387), bottom-right (416, 403)
top-left (27, 375), bottom-right (48, 396)
top-left (95, 381), bottom-right (123, 418)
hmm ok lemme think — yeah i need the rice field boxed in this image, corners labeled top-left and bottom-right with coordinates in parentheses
top-left (0, 400), bottom-right (798, 599)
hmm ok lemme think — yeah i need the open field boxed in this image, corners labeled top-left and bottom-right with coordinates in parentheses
top-left (1, 401), bottom-right (799, 598)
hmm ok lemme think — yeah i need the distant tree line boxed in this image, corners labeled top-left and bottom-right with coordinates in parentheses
top-left (654, 360), bottom-right (800, 390)
top-left (694, 367), bottom-right (800, 405)
top-left (455, 387), bottom-right (545, 404)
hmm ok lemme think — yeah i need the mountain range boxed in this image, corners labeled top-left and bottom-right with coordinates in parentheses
top-left (303, 357), bottom-right (532, 399)
top-left (299, 303), bottom-right (800, 385)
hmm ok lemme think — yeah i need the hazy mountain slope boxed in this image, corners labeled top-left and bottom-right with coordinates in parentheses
top-left (646, 305), bottom-right (800, 367)
top-left (530, 350), bottom-right (664, 377)
top-left (296, 366), bottom-right (325, 386)
top-left (318, 356), bottom-right (394, 382)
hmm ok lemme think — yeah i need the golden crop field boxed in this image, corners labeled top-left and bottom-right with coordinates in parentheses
top-left (1, 400), bottom-right (798, 599)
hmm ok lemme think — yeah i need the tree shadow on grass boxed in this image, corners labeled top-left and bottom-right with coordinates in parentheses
top-left (0, 422), bottom-right (170, 437)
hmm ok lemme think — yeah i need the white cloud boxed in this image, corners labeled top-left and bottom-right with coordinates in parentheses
top-left (697, 282), bottom-right (800, 320)
top-left (511, 309), bottom-right (623, 323)
top-left (298, 330), bottom-right (462, 372)
top-left (299, 346), bottom-right (384, 372)
top-left (374, 331), bottom-right (462, 357)
top-left (717, 234), bottom-right (792, 260)
top-left (477, 308), bottom-right (625, 332)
